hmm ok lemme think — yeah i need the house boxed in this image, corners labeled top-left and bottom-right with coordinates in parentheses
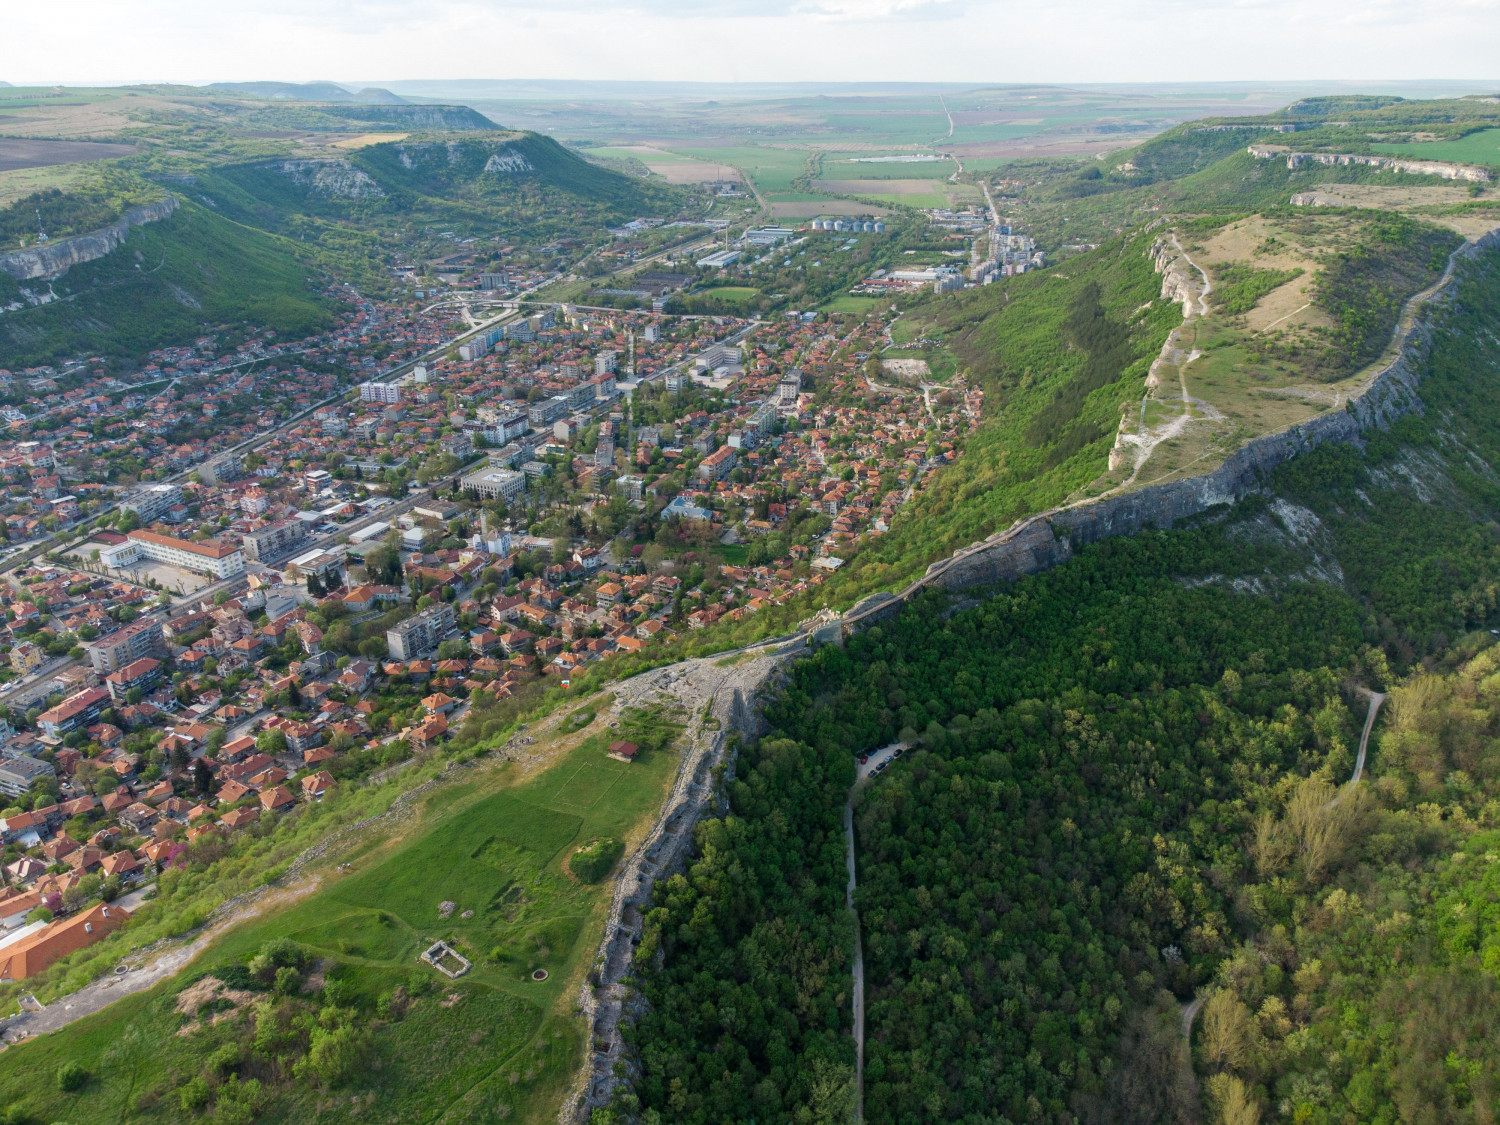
top-left (100, 851), bottom-right (140, 879)
top-left (0, 890), bottom-right (42, 929)
top-left (64, 845), bottom-right (106, 874)
top-left (421, 692), bottom-right (457, 715)
top-left (607, 740), bottom-right (639, 763)
top-left (219, 807), bottom-right (260, 831)
top-left (410, 714), bottom-right (448, 748)
top-left (119, 803), bottom-right (159, 832)
top-left (219, 735), bottom-right (258, 762)
top-left (283, 722), bottom-right (323, 754)
top-left (216, 779), bottom-right (253, 805)
top-left (301, 771), bottom-right (335, 801)
top-left (4, 857), bottom-right (47, 886)
top-left (259, 786), bottom-right (295, 813)
top-left (0, 902), bottom-right (129, 981)
top-left (41, 834), bottom-right (80, 863)
top-left (303, 745), bottom-right (337, 767)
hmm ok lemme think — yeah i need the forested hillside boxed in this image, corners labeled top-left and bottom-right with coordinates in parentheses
top-left (198, 133), bottom-right (687, 246)
top-left (0, 200), bottom-right (333, 367)
top-left (603, 245), bottom-right (1500, 1124)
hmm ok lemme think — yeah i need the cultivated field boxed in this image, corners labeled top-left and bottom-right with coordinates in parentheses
top-left (0, 138), bottom-right (138, 172)
top-left (1374, 127), bottom-right (1500, 167)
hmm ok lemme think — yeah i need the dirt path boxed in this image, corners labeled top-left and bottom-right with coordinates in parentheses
top-left (1103, 234), bottom-right (1213, 493)
top-left (0, 874), bottom-right (322, 1047)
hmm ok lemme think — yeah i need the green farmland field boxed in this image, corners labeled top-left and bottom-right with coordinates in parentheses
top-left (1374, 127), bottom-right (1500, 168)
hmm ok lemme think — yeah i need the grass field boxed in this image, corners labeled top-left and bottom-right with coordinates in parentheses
top-left (819, 294), bottom-right (886, 314)
top-left (0, 700), bottom-right (685, 1125)
top-left (821, 157), bottom-right (957, 181)
top-left (671, 144), bottom-right (809, 195)
top-left (699, 285), bottom-right (759, 303)
top-left (1374, 128), bottom-right (1500, 168)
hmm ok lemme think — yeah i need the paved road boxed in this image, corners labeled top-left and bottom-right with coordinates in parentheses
top-left (1351, 690), bottom-right (1387, 783)
top-left (844, 799), bottom-right (865, 1122)
top-left (842, 741), bottom-right (910, 1119)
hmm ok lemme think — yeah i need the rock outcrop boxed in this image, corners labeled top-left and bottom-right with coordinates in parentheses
top-left (0, 196), bottom-right (179, 282)
top-left (845, 227), bottom-right (1500, 630)
top-left (276, 160), bottom-right (385, 199)
top-left (1248, 144), bottom-right (1491, 183)
top-left (563, 640), bottom-right (806, 1123)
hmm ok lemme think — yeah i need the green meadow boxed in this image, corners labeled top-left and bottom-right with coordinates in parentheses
top-left (0, 703), bottom-right (684, 1125)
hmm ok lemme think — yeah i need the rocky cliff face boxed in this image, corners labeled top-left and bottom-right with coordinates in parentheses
top-left (0, 196), bottom-right (178, 282)
top-left (846, 228), bottom-right (1500, 630)
top-left (277, 160), bottom-right (385, 199)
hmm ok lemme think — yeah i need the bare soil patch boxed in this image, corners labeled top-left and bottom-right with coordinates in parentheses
top-left (0, 139), bottom-right (138, 172)
top-left (881, 358), bottom-right (931, 379)
top-left (173, 975), bottom-right (258, 1036)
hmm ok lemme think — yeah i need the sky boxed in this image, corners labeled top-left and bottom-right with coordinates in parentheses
top-left (5, 0), bottom-right (1500, 87)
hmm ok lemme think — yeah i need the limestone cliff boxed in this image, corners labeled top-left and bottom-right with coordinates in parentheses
top-left (845, 227), bottom-right (1500, 630)
top-left (0, 196), bottom-right (179, 282)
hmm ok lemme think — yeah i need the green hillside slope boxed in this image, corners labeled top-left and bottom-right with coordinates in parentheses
top-left (0, 201), bottom-right (332, 368)
top-left (198, 133), bottom-right (686, 244)
top-left (612, 241), bottom-right (1500, 1125)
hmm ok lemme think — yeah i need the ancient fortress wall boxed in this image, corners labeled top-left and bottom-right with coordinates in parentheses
top-left (0, 196), bottom-right (179, 282)
top-left (845, 228), bottom-right (1500, 630)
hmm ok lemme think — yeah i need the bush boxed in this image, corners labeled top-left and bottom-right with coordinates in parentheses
top-left (56, 1060), bottom-right (88, 1092)
top-left (247, 937), bottom-right (308, 982)
top-left (296, 1023), bottom-right (373, 1088)
top-left (178, 1075), bottom-right (211, 1111)
top-left (568, 837), bottom-right (625, 883)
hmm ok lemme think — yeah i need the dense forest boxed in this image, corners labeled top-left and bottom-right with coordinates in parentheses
top-left (601, 245), bottom-right (1500, 1123)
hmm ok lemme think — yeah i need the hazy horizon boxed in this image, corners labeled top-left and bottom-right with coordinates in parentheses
top-left (5, 1), bottom-right (1499, 88)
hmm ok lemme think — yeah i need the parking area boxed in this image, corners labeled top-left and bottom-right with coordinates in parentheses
top-left (856, 741), bottom-right (909, 784)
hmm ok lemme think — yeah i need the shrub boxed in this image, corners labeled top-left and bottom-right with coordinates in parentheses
top-left (56, 1060), bottom-right (88, 1091)
top-left (296, 1024), bottom-right (373, 1088)
top-left (568, 837), bottom-right (625, 883)
top-left (178, 1075), bottom-right (211, 1111)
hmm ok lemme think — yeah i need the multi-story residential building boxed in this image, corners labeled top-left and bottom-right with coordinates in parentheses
top-left (527, 397), bottom-right (568, 428)
top-left (241, 518), bottom-right (309, 563)
top-left (101, 530), bottom-right (246, 580)
top-left (104, 657), bottom-right (163, 703)
top-left (35, 686), bottom-right (109, 739)
top-left (699, 445), bottom-right (737, 482)
top-left (8, 642), bottom-right (45, 676)
top-left (594, 351), bottom-right (618, 376)
top-left (84, 618), bottom-right (165, 675)
top-left (359, 381), bottom-right (402, 406)
top-left (0, 756), bottom-right (56, 798)
top-left (198, 455), bottom-right (244, 486)
top-left (120, 484), bottom-right (183, 523)
top-left (386, 603), bottom-right (457, 661)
